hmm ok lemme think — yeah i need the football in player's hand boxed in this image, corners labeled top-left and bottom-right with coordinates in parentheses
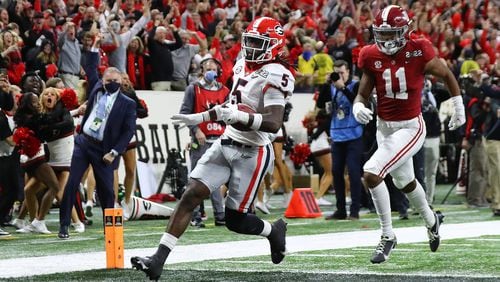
top-left (231, 103), bottom-right (256, 131)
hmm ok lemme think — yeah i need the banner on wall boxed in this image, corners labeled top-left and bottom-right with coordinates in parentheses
top-left (132, 91), bottom-right (315, 192)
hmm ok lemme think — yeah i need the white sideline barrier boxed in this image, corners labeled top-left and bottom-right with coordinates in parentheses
top-left (120, 91), bottom-right (315, 193)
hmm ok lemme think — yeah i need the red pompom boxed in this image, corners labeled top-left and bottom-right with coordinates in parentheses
top-left (45, 63), bottom-right (58, 78)
top-left (290, 143), bottom-right (311, 166)
top-left (13, 127), bottom-right (41, 157)
top-left (60, 88), bottom-right (79, 110)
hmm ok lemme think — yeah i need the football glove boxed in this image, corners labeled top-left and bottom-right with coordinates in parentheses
top-left (448, 95), bottom-right (466, 131)
top-left (353, 102), bottom-right (373, 124)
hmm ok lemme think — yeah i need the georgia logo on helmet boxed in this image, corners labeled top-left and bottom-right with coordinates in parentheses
top-left (242, 17), bottom-right (285, 63)
top-left (373, 5), bottom-right (411, 55)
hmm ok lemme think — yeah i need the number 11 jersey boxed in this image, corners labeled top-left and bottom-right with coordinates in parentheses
top-left (358, 38), bottom-right (436, 121)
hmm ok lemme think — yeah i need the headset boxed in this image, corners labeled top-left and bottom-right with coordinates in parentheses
top-left (199, 58), bottom-right (222, 78)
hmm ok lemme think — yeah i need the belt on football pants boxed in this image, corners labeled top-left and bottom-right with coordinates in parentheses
top-left (220, 138), bottom-right (253, 148)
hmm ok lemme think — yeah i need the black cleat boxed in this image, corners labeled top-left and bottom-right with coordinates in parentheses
top-left (370, 235), bottom-right (397, 264)
top-left (428, 211), bottom-right (444, 252)
top-left (131, 255), bottom-right (164, 281)
top-left (267, 218), bottom-right (287, 264)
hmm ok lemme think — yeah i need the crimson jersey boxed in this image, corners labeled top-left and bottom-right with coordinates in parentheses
top-left (358, 38), bottom-right (436, 121)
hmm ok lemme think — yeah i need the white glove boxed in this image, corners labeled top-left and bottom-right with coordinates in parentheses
top-left (352, 102), bottom-right (373, 124)
top-left (171, 113), bottom-right (204, 125)
top-left (448, 95), bottom-right (466, 130)
top-left (219, 104), bottom-right (243, 125)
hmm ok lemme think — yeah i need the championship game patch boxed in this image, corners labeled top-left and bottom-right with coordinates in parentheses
top-left (235, 66), bottom-right (242, 74)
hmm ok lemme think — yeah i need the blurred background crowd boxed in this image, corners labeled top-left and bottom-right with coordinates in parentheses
top-left (0, 0), bottom-right (498, 235)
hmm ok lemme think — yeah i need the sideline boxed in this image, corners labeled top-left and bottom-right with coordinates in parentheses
top-left (1, 221), bottom-right (499, 278)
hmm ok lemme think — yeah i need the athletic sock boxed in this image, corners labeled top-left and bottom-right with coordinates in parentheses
top-left (260, 220), bottom-right (272, 237)
top-left (406, 181), bottom-right (436, 228)
top-left (157, 233), bottom-right (177, 262)
top-left (370, 182), bottom-right (394, 238)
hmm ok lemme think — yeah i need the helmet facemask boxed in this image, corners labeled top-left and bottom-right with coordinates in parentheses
top-left (373, 25), bottom-right (408, 55)
top-left (242, 32), bottom-right (279, 63)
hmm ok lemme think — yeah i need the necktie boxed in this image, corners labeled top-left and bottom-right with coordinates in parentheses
top-left (96, 92), bottom-right (109, 120)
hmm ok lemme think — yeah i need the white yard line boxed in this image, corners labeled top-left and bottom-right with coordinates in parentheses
top-left (1, 221), bottom-right (499, 278)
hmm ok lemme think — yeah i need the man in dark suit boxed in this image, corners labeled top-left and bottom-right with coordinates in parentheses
top-left (58, 67), bottom-right (136, 239)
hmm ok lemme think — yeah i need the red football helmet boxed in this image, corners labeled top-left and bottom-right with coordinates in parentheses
top-left (242, 17), bottom-right (285, 63)
top-left (373, 5), bottom-right (411, 55)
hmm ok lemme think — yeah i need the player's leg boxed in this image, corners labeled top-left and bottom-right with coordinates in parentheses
top-left (224, 143), bottom-right (287, 264)
top-left (122, 148), bottom-right (137, 205)
top-left (392, 161), bottom-right (443, 252)
top-left (131, 141), bottom-right (230, 280)
top-left (365, 116), bottom-right (426, 263)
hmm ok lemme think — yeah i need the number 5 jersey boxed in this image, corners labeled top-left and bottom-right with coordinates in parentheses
top-left (225, 58), bottom-right (295, 146)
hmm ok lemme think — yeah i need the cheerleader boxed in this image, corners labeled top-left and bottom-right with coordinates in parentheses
top-left (39, 87), bottom-right (85, 232)
top-left (13, 92), bottom-right (60, 234)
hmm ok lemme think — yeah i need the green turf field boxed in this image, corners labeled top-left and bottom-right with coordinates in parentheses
top-left (1, 184), bottom-right (499, 281)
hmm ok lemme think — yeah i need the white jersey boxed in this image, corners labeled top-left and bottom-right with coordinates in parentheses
top-left (224, 58), bottom-right (295, 146)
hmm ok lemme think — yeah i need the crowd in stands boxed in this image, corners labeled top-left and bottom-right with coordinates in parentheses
top-left (0, 0), bottom-right (499, 236)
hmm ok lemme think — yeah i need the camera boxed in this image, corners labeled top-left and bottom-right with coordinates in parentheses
top-left (330, 72), bottom-right (340, 82)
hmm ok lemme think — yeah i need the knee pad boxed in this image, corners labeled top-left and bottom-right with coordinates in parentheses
top-left (392, 176), bottom-right (414, 190)
top-left (225, 208), bottom-right (245, 233)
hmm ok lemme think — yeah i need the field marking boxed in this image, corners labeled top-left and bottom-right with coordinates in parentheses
top-left (1, 221), bottom-right (500, 278)
top-left (290, 254), bottom-right (356, 258)
top-left (466, 238), bottom-right (500, 242)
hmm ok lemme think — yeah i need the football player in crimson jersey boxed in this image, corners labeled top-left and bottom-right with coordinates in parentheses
top-left (131, 17), bottom-right (294, 280)
top-left (353, 5), bottom-right (466, 264)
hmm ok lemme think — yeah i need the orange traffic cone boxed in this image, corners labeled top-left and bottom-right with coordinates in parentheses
top-left (284, 188), bottom-right (322, 218)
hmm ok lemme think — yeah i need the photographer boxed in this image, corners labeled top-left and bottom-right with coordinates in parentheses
top-left (325, 60), bottom-right (363, 220)
top-left (461, 73), bottom-right (489, 208)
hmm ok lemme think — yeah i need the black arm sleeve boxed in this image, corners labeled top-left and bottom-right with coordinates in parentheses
top-left (0, 111), bottom-right (12, 140)
top-left (342, 81), bottom-right (359, 103)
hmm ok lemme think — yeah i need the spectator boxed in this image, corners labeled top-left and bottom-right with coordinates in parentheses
top-left (30, 40), bottom-right (58, 81)
top-left (482, 93), bottom-right (500, 216)
top-left (295, 42), bottom-right (315, 92)
top-left (20, 71), bottom-right (45, 96)
top-left (23, 12), bottom-right (56, 63)
top-left (0, 30), bottom-right (25, 86)
top-left (80, 32), bottom-right (101, 92)
top-left (58, 67), bottom-right (136, 239)
top-left (312, 41), bottom-right (334, 87)
top-left (329, 30), bottom-right (352, 70)
top-left (126, 36), bottom-right (150, 90)
top-left (102, 0), bottom-right (151, 73)
top-left (147, 24), bottom-right (182, 91)
top-left (57, 22), bottom-right (83, 89)
top-left (171, 29), bottom-right (206, 91)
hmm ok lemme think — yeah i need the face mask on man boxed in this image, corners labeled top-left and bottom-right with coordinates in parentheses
top-left (204, 70), bottom-right (218, 83)
top-left (105, 81), bottom-right (121, 93)
top-left (303, 50), bottom-right (312, 61)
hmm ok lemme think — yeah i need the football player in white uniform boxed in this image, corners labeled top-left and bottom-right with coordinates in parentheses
top-left (131, 17), bottom-right (295, 280)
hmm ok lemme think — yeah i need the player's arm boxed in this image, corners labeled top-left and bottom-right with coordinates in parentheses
top-left (352, 69), bottom-right (375, 124)
top-left (424, 57), bottom-right (465, 130)
top-left (424, 57), bottom-right (460, 98)
top-left (354, 69), bottom-right (375, 106)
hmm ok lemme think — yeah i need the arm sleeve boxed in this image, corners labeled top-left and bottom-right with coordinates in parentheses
top-left (122, 14), bottom-right (150, 46)
top-left (263, 87), bottom-right (286, 107)
top-left (114, 100), bottom-right (137, 154)
top-left (420, 38), bottom-right (437, 63)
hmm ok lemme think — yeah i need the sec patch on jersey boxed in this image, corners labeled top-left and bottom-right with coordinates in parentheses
top-left (231, 103), bottom-right (256, 131)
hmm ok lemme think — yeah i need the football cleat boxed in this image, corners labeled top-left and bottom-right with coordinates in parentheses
top-left (428, 210), bottom-right (444, 252)
top-left (267, 218), bottom-right (287, 264)
top-left (371, 235), bottom-right (397, 264)
top-left (131, 255), bottom-right (164, 281)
